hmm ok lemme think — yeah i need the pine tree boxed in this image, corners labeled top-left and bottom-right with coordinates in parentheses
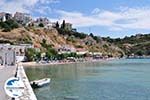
top-left (61, 20), bottom-right (65, 29)
top-left (55, 21), bottom-right (59, 28)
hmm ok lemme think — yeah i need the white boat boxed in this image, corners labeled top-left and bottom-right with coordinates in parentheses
top-left (30, 78), bottom-right (51, 88)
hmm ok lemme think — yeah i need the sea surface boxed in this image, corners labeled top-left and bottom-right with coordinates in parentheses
top-left (25, 59), bottom-right (150, 100)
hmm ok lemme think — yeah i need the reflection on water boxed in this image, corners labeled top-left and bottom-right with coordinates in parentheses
top-left (25, 59), bottom-right (150, 100)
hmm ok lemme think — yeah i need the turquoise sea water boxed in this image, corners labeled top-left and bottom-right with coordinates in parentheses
top-left (25, 59), bottom-right (150, 100)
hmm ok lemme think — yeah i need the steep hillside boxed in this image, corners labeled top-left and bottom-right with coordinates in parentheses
top-left (103, 34), bottom-right (150, 56)
top-left (0, 27), bottom-right (124, 57)
top-left (0, 28), bottom-right (32, 44)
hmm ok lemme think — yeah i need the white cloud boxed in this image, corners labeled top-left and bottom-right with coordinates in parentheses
top-left (0, 0), bottom-right (150, 32)
top-left (35, 6), bottom-right (52, 15)
top-left (56, 7), bottom-right (150, 31)
top-left (0, 0), bottom-right (59, 14)
top-left (40, 0), bottom-right (60, 4)
top-left (0, 1), bottom-right (27, 13)
top-left (109, 27), bottom-right (123, 31)
top-left (92, 8), bottom-right (101, 14)
top-left (57, 10), bottom-right (113, 27)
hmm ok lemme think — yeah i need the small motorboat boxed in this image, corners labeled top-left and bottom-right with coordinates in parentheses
top-left (30, 78), bottom-right (51, 88)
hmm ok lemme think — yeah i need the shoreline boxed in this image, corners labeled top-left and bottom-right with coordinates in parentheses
top-left (22, 58), bottom-right (119, 67)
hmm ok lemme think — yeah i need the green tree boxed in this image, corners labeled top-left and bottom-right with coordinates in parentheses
top-left (55, 21), bottom-right (59, 29)
top-left (46, 47), bottom-right (58, 59)
top-left (41, 39), bottom-right (47, 48)
top-left (89, 33), bottom-right (94, 37)
top-left (135, 50), bottom-right (144, 56)
top-left (25, 48), bottom-right (41, 61)
top-left (39, 23), bottom-right (44, 27)
top-left (2, 23), bottom-right (11, 32)
top-left (0, 19), bottom-right (19, 32)
top-left (69, 52), bottom-right (77, 57)
top-left (25, 48), bottom-right (36, 61)
top-left (61, 20), bottom-right (65, 29)
top-left (73, 32), bottom-right (86, 39)
top-left (5, 19), bottom-right (19, 29)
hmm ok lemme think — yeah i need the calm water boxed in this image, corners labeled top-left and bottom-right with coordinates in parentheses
top-left (25, 59), bottom-right (150, 100)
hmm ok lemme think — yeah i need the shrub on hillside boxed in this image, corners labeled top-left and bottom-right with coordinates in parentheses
top-left (38, 23), bottom-right (44, 27)
top-left (0, 19), bottom-right (19, 32)
top-left (89, 33), bottom-right (100, 43)
top-left (57, 28), bottom-right (87, 39)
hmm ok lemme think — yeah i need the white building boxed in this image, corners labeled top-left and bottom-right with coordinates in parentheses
top-left (14, 12), bottom-right (32, 25)
top-left (0, 44), bottom-right (33, 66)
top-left (57, 45), bottom-right (76, 54)
top-left (76, 48), bottom-right (88, 55)
top-left (0, 12), bottom-right (12, 22)
top-left (0, 12), bottom-right (6, 22)
top-left (34, 17), bottom-right (49, 27)
top-left (65, 23), bottom-right (72, 31)
top-left (44, 22), bottom-right (56, 29)
top-left (0, 44), bottom-right (15, 66)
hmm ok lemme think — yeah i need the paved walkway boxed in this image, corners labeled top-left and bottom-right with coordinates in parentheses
top-left (0, 66), bottom-right (17, 100)
top-left (0, 65), bottom-right (37, 100)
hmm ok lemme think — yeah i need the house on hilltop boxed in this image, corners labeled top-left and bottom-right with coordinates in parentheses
top-left (14, 12), bottom-right (32, 25)
top-left (0, 12), bottom-right (12, 22)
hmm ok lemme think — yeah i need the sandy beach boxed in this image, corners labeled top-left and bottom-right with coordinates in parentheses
top-left (22, 58), bottom-right (118, 67)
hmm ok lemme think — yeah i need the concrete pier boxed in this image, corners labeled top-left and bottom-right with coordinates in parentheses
top-left (16, 65), bottom-right (37, 100)
top-left (0, 65), bottom-right (37, 100)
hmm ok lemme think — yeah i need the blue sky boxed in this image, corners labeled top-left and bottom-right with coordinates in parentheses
top-left (1, 0), bottom-right (150, 38)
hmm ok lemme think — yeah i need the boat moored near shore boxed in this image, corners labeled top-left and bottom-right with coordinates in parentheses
top-left (30, 78), bottom-right (51, 88)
